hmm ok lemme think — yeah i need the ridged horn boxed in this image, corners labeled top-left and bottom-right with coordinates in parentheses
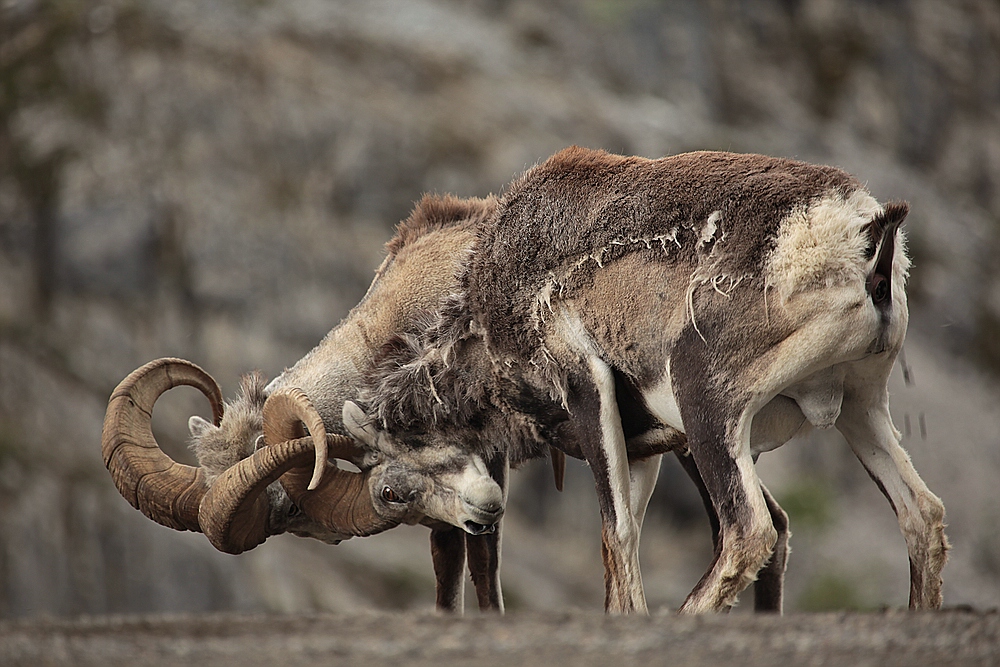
top-left (199, 432), bottom-right (388, 552)
top-left (280, 446), bottom-right (397, 538)
top-left (262, 387), bottom-right (330, 490)
top-left (102, 357), bottom-right (224, 533)
top-left (198, 436), bottom-right (314, 554)
top-left (263, 388), bottom-right (398, 538)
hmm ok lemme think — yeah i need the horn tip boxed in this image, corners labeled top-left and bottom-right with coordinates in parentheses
top-left (307, 466), bottom-right (324, 491)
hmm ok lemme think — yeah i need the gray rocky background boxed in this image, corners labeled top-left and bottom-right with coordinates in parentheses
top-left (1, 0), bottom-right (999, 619)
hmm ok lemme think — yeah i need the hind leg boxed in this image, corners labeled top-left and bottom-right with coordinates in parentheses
top-left (629, 454), bottom-right (662, 533)
top-left (837, 388), bottom-right (948, 608)
top-left (676, 451), bottom-right (786, 612)
top-left (677, 416), bottom-right (777, 614)
top-left (753, 483), bottom-right (789, 613)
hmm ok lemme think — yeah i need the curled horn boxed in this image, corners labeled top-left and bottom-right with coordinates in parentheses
top-left (104, 360), bottom-right (395, 555)
top-left (263, 389), bottom-right (398, 538)
top-left (260, 388), bottom-right (331, 490)
top-left (198, 435), bottom-right (316, 553)
top-left (102, 357), bottom-right (223, 533)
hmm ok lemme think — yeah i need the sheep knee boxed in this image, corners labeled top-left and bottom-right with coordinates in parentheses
top-left (738, 520), bottom-right (778, 576)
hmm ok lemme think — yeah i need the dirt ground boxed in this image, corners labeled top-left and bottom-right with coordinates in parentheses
top-left (0, 609), bottom-right (996, 667)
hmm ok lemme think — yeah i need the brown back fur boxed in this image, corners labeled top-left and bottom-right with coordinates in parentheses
top-left (468, 146), bottom-right (861, 358)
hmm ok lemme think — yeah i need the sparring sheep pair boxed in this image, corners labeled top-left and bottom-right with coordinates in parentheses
top-left (103, 147), bottom-right (948, 614)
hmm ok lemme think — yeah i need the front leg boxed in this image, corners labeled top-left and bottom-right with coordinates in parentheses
top-left (466, 530), bottom-right (502, 611)
top-left (430, 527), bottom-right (466, 613)
top-left (466, 453), bottom-right (509, 612)
top-left (570, 356), bottom-right (646, 613)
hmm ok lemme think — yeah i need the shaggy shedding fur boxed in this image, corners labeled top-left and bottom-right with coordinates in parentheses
top-left (365, 292), bottom-right (556, 467)
top-left (468, 146), bottom-right (861, 361)
top-left (367, 148), bottom-right (893, 448)
top-left (366, 294), bottom-right (489, 432)
top-left (188, 371), bottom-right (266, 484)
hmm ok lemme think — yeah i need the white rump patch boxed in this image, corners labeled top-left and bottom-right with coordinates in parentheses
top-left (766, 189), bottom-right (882, 304)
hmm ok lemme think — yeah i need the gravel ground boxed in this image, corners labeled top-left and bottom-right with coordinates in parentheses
top-left (1, 609), bottom-right (997, 667)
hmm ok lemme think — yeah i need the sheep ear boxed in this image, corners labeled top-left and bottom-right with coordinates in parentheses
top-left (188, 415), bottom-right (214, 438)
top-left (343, 401), bottom-right (379, 448)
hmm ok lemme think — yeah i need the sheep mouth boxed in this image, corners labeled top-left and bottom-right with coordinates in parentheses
top-left (464, 520), bottom-right (497, 536)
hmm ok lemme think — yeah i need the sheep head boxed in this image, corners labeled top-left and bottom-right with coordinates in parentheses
top-left (328, 320), bottom-right (511, 536)
top-left (335, 400), bottom-right (504, 536)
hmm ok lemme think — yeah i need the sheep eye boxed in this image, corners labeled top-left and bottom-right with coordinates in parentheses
top-left (871, 274), bottom-right (889, 304)
top-left (287, 504), bottom-right (300, 518)
top-left (381, 486), bottom-right (404, 503)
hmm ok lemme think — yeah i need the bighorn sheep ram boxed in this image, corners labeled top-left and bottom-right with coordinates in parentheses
top-left (347, 146), bottom-right (949, 613)
top-left (102, 195), bottom-right (511, 611)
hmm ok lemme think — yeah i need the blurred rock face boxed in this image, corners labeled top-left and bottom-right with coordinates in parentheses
top-left (0, 0), bottom-right (998, 616)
